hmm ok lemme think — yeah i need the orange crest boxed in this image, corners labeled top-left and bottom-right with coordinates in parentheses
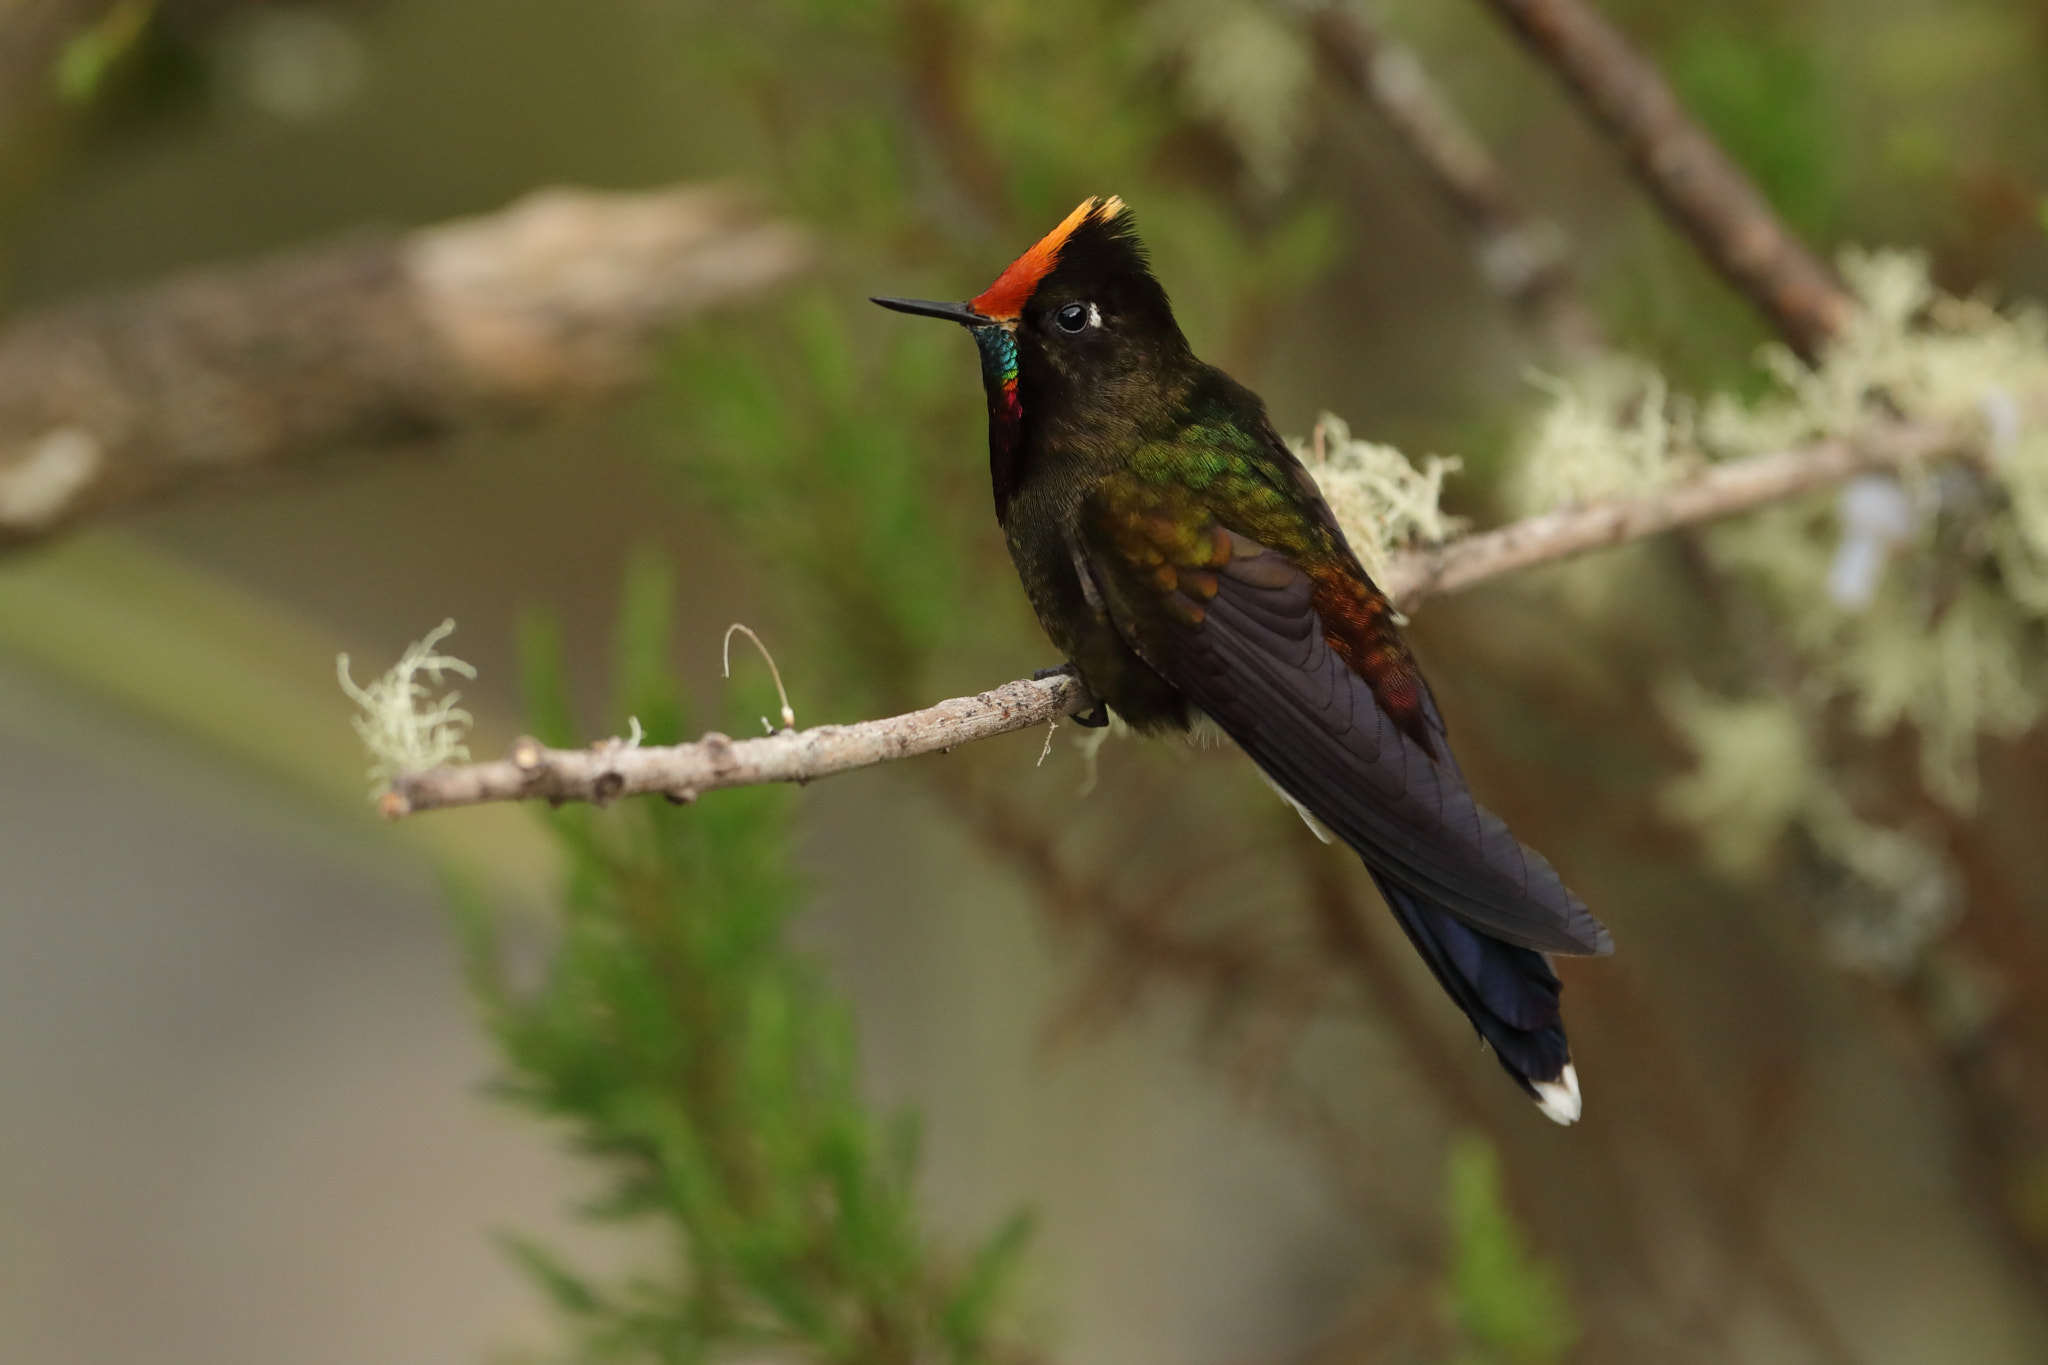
top-left (970, 196), bottom-right (1125, 321)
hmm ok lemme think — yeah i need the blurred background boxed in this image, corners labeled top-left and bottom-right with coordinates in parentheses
top-left (3, 1), bottom-right (2048, 1363)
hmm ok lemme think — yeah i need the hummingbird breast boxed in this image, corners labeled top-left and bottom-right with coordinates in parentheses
top-left (1002, 468), bottom-right (1191, 732)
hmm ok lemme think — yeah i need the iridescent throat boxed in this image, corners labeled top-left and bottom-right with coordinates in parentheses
top-left (970, 325), bottom-right (1021, 422)
top-left (970, 324), bottom-right (1024, 519)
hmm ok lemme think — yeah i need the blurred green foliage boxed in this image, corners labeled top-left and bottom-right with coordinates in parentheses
top-left (1440, 1135), bottom-right (1577, 1365)
top-left (459, 553), bottom-right (1031, 1365)
top-left (1670, 24), bottom-right (1836, 239)
top-left (54, 0), bottom-right (157, 104)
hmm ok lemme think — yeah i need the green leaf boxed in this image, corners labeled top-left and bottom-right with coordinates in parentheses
top-left (498, 1231), bottom-right (606, 1319)
top-left (942, 1211), bottom-right (1036, 1359)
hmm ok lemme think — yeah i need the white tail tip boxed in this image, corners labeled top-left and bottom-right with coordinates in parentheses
top-left (1532, 1064), bottom-right (1582, 1126)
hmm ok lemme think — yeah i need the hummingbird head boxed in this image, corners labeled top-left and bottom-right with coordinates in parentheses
top-left (874, 196), bottom-right (1192, 521)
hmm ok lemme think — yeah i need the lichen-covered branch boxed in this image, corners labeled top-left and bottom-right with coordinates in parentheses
top-left (1387, 417), bottom-right (1967, 604)
top-left (1471, 0), bottom-right (1852, 361)
top-left (0, 183), bottom-right (809, 547)
top-left (385, 417), bottom-right (1977, 817)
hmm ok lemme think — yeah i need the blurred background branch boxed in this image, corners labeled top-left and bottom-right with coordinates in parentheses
top-left (0, 182), bottom-right (807, 547)
top-left (1304, 0), bottom-right (1601, 360)
top-left (1472, 0), bottom-right (1854, 361)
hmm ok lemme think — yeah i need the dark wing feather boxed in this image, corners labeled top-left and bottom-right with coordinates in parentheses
top-left (1076, 499), bottom-right (1610, 959)
top-left (1372, 870), bottom-right (1572, 1099)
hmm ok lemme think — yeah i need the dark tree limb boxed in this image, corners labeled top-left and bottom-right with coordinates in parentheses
top-left (1471, 0), bottom-right (1852, 360)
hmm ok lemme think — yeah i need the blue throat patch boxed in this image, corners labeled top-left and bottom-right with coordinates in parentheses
top-left (971, 325), bottom-right (1018, 395)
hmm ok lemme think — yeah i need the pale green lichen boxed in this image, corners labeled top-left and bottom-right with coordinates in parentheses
top-left (1293, 412), bottom-right (1464, 585)
top-left (1656, 683), bottom-right (1814, 878)
top-left (1143, 0), bottom-right (1313, 192)
top-left (1701, 250), bottom-right (2048, 807)
top-left (1705, 248), bottom-right (2048, 456)
top-left (338, 618), bottom-right (476, 792)
top-left (1660, 682), bottom-right (1957, 974)
top-left (1647, 251), bottom-right (2048, 966)
top-left (1707, 500), bottom-right (2029, 804)
top-left (1833, 583), bottom-right (2035, 807)
top-left (1512, 249), bottom-right (2048, 811)
top-left (1510, 358), bottom-right (1695, 514)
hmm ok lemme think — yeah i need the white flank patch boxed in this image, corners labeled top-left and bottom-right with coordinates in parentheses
top-left (1261, 769), bottom-right (1334, 843)
top-left (1183, 708), bottom-right (1230, 748)
top-left (1189, 706), bottom-right (1335, 842)
top-left (1532, 1064), bottom-right (1582, 1126)
top-left (0, 427), bottom-right (102, 529)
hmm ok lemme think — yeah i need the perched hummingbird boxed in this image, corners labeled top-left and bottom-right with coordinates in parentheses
top-left (876, 197), bottom-right (1611, 1122)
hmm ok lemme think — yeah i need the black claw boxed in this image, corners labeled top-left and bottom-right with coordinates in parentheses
top-left (1031, 663), bottom-right (1107, 727)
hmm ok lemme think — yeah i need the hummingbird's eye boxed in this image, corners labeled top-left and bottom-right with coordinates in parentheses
top-left (1053, 302), bottom-right (1098, 334)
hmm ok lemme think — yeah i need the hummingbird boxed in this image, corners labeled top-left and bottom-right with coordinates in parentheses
top-left (875, 197), bottom-right (1611, 1123)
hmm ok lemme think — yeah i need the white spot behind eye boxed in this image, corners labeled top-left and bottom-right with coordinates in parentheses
top-left (1054, 301), bottom-right (1099, 334)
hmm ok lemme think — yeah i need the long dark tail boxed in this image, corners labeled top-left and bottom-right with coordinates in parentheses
top-left (1369, 870), bottom-right (1581, 1124)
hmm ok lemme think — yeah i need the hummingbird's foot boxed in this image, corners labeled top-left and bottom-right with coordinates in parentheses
top-left (1032, 662), bottom-right (1109, 727)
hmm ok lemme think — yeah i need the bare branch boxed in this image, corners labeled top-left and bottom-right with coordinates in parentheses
top-left (1470, 0), bottom-right (1852, 360)
top-left (0, 183), bottom-right (810, 546)
top-left (385, 417), bottom-right (1977, 817)
top-left (385, 673), bottom-right (1092, 818)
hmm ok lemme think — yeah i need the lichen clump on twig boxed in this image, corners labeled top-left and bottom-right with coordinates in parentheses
top-left (1143, 0), bottom-right (1314, 192)
top-left (1658, 683), bottom-right (1956, 974)
top-left (1294, 412), bottom-right (1464, 585)
top-left (1706, 249), bottom-right (2048, 808)
top-left (1518, 250), bottom-right (2048, 809)
top-left (1515, 250), bottom-right (2048, 975)
top-left (1705, 248), bottom-right (2048, 456)
top-left (1511, 358), bottom-right (1694, 514)
top-left (337, 618), bottom-right (477, 792)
